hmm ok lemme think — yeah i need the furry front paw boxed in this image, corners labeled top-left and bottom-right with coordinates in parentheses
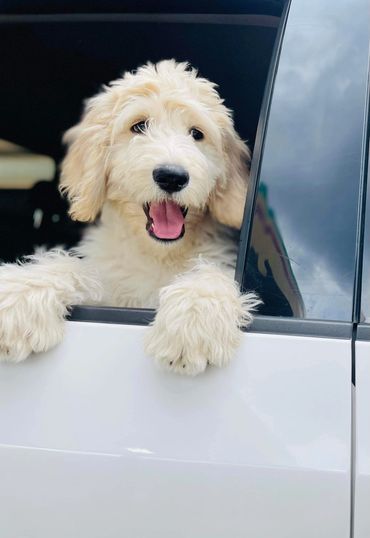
top-left (145, 327), bottom-right (208, 376)
top-left (144, 263), bottom-right (260, 376)
top-left (144, 309), bottom-right (237, 377)
top-left (0, 292), bottom-right (66, 363)
top-left (0, 317), bottom-right (65, 363)
top-left (0, 338), bottom-right (33, 363)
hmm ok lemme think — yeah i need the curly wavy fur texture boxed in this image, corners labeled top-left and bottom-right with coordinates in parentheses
top-left (0, 60), bottom-right (260, 375)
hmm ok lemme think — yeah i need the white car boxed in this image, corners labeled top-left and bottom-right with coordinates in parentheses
top-left (0, 0), bottom-right (369, 536)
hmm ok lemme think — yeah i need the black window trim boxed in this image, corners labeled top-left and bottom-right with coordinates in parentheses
top-left (69, 305), bottom-right (353, 339)
top-left (70, 305), bottom-right (156, 326)
top-left (0, 13), bottom-right (280, 27)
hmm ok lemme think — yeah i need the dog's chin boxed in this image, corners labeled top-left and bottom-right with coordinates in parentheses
top-left (143, 201), bottom-right (188, 244)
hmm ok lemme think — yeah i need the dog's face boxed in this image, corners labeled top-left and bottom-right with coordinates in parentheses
top-left (60, 60), bottom-right (250, 247)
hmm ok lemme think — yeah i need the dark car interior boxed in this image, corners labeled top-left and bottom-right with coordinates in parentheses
top-left (0, 1), bottom-right (285, 260)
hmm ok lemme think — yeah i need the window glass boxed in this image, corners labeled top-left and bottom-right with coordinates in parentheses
top-left (243, 0), bottom-right (370, 321)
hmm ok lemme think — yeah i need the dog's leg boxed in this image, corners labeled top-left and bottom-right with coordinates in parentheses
top-left (0, 250), bottom-right (102, 362)
top-left (145, 261), bottom-right (260, 376)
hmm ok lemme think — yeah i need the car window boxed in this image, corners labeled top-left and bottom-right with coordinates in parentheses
top-left (240, 0), bottom-right (370, 321)
top-left (0, 9), bottom-right (281, 271)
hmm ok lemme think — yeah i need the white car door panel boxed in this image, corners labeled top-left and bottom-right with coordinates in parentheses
top-left (0, 321), bottom-right (351, 538)
top-left (354, 332), bottom-right (370, 538)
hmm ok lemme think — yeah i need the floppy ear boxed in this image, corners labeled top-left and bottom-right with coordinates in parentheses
top-left (59, 91), bottom-right (114, 222)
top-left (209, 127), bottom-right (251, 229)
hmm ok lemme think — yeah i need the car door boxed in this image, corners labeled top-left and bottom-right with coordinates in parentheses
top-left (0, 0), bottom-right (369, 537)
top-left (354, 140), bottom-right (370, 538)
top-left (355, 301), bottom-right (370, 538)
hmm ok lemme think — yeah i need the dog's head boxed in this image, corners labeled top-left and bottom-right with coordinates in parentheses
top-left (60, 60), bottom-right (250, 246)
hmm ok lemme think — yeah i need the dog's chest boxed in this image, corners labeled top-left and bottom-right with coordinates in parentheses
top-left (80, 214), bottom-right (237, 309)
top-left (97, 252), bottom-right (188, 308)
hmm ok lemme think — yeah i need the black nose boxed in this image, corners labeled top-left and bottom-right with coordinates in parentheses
top-left (152, 165), bottom-right (189, 193)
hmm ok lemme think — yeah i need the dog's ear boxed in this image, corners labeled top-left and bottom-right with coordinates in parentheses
top-left (209, 126), bottom-right (251, 230)
top-left (59, 90), bottom-right (115, 222)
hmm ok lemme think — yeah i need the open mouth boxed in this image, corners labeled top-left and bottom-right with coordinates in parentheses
top-left (143, 201), bottom-right (188, 242)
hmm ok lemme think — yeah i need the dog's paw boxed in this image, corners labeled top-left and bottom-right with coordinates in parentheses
top-left (145, 328), bottom-right (208, 376)
top-left (144, 262), bottom-right (261, 376)
top-left (0, 318), bottom-right (65, 363)
top-left (0, 321), bottom-right (65, 363)
top-left (0, 339), bottom-right (33, 363)
top-left (0, 291), bottom-right (66, 363)
top-left (144, 309), bottom-right (235, 376)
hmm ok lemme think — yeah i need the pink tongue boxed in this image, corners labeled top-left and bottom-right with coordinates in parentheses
top-left (149, 201), bottom-right (184, 239)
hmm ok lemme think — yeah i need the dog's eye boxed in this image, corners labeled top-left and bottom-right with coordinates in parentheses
top-left (190, 127), bottom-right (204, 141)
top-left (131, 120), bottom-right (147, 134)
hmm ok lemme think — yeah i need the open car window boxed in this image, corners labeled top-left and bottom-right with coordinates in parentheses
top-left (0, 4), bottom-right (282, 279)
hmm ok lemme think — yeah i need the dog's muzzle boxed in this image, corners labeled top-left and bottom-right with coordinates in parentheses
top-left (152, 164), bottom-right (189, 193)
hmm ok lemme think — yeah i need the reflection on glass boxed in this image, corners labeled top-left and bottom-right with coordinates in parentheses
top-left (245, 0), bottom-right (370, 321)
top-left (248, 184), bottom-right (305, 317)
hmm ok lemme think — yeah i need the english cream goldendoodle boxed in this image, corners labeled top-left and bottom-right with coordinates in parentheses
top-left (0, 60), bottom-right (259, 375)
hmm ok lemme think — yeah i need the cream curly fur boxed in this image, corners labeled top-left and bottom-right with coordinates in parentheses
top-left (0, 60), bottom-right (259, 375)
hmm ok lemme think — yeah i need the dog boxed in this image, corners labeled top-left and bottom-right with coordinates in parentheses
top-left (0, 60), bottom-right (259, 375)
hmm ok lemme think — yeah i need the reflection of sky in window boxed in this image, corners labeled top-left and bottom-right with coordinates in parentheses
top-left (249, 0), bottom-right (370, 321)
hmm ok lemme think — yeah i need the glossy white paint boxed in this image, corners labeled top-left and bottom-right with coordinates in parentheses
top-left (0, 321), bottom-right (351, 538)
top-left (354, 339), bottom-right (370, 538)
